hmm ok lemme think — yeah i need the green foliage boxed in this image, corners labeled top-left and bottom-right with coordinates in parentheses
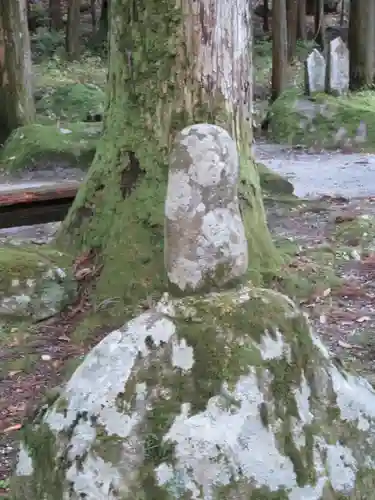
top-left (30, 28), bottom-right (65, 63)
top-left (36, 83), bottom-right (105, 122)
top-left (269, 89), bottom-right (375, 150)
top-left (33, 54), bottom-right (107, 92)
top-left (0, 122), bottom-right (101, 171)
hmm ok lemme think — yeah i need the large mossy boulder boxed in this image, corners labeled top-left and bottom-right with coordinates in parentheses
top-left (11, 286), bottom-right (375, 498)
top-left (268, 89), bottom-right (375, 150)
top-left (0, 122), bottom-right (102, 171)
top-left (35, 83), bottom-right (105, 122)
top-left (0, 245), bottom-right (76, 321)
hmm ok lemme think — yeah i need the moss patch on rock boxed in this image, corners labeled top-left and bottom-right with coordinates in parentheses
top-left (0, 122), bottom-right (102, 171)
top-left (257, 162), bottom-right (294, 195)
top-left (269, 89), bottom-right (375, 150)
top-left (0, 244), bottom-right (76, 321)
top-left (35, 83), bottom-right (105, 122)
top-left (12, 285), bottom-right (375, 498)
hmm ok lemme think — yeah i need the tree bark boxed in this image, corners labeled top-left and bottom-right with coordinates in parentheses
top-left (271, 0), bottom-right (288, 101)
top-left (314, 0), bottom-right (325, 52)
top-left (297, 0), bottom-right (306, 40)
top-left (49, 0), bottom-right (63, 30)
top-left (91, 0), bottom-right (109, 48)
top-left (0, 0), bottom-right (35, 141)
top-left (286, 0), bottom-right (298, 61)
top-left (66, 0), bottom-right (80, 60)
top-left (348, 0), bottom-right (375, 89)
top-left (57, 0), bottom-right (280, 313)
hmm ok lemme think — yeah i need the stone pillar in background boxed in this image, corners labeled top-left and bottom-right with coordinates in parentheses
top-left (164, 123), bottom-right (248, 294)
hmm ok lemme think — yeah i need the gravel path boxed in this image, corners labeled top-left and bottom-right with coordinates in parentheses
top-left (254, 142), bottom-right (375, 199)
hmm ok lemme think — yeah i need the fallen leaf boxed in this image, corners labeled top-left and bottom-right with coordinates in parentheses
top-left (2, 423), bottom-right (22, 434)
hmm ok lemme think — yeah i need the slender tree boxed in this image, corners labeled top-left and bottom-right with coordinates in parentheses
top-left (271, 0), bottom-right (288, 100)
top-left (297, 0), bottom-right (307, 40)
top-left (286, 0), bottom-right (299, 61)
top-left (0, 0), bottom-right (35, 141)
top-left (49, 0), bottom-right (63, 30)
top-left (314, 0), bottom-right (325, 52)
top-left (66, 0), bottom-right (80, 60)
top-left (348, 0), bottom-right (375, 89)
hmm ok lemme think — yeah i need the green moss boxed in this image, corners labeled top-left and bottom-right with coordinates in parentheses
top-left (257, 162), bottom-right (294, 195)
top-left (0, 245), bottom-right (71, 292)
top-left (0, 122), bottom-right (101, 171)
top-left (36, 83), bottom-right (105, 122)
top-left (269, 89), bottom-right (375, 150)
top-left (331, 215), bottom-right (375, 250)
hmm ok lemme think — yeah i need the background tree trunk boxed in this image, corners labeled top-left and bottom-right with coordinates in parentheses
top-left (90, 0), bottom-right (109, 48)
top-left (314, 0), bottom-right (325, 51)
top-left (271, 0), bottom-right (288, 100)
top-left (57, 0), bottom-right (280, 318)
top-left (49, 0), bottom-right (63, 30)
top-left (348, 0), bottom-right (375, 89)
top-left (286, 0), bottom-right (298, 61)
top-left (66, 0), bottom-right (80, 60)
top-left (0, 0), bottom-right (35, 141)
top-left (297, 0), bottom-right (307, 40)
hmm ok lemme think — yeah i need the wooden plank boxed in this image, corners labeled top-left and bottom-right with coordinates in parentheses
top-left (0, 181), bottom-right (80, 207)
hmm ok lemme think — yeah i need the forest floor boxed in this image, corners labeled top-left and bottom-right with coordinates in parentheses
top-left (2, 187), bottom-right (375, 494)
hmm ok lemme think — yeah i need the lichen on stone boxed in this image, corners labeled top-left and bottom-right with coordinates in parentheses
top-left (0, 245), bottom-right (76, 321)
top-left (11, 286), bottom-right (375, 499)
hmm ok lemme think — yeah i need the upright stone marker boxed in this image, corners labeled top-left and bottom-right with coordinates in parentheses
top-left (326, 36), bottom-right (349, 95)
top-left (305, 49), bottom-right (326, 95)
top-left (165, 123), bottom-right (248, 293)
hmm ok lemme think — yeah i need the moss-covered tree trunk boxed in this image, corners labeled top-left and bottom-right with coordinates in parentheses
top-left (0, 0), bottom-right (35, 141)
top-left (57, 0), bottom-right (280, 312)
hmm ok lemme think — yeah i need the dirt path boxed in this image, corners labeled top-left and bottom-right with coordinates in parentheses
top-left (254, 142), bottom-right (375, 198)
top-left (2, 146), bottom-right (375, 495)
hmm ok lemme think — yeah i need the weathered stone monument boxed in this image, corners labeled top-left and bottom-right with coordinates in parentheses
top-left (165, 124), bottom-right (248, 293)
top-left (305, 49), bottom-right (326, 95)
top-left (326, 36), bottom-right (349, 95)
top-left (11, 124), bottom-right (375, 499)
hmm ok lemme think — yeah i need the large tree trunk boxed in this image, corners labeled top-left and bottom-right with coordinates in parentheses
top-left (348, 0), bottom-right (375, 90)
top-left (57, 0), bottom-right (280, 315)
top-left (0, 0), bottom-right (35, 141)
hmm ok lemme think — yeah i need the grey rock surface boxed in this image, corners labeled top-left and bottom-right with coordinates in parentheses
top-left (11, 287), bottom-right (375, 499)
top-left (165, 124), bottom-right (248, 293)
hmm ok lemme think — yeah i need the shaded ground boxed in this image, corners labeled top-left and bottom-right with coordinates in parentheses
top-left (2, 192), bottom-right (375, 494)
